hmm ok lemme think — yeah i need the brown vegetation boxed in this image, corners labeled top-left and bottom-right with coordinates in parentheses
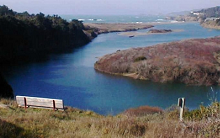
top-left (123, 106), bottom-right (163, 116)
top-left (84, 23), bottom-right (154, 34)
top-left (95, 36), bottom-right (220, 85)
top-left (1, 99), bottom-right (220, 137)
top-left (148, 29), bottom-right (172, 34)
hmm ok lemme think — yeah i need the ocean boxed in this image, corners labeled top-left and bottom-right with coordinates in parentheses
top-left (60, 15), bottom-right (174, 23)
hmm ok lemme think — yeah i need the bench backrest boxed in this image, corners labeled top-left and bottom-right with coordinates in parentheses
top-left (16, 96), bottom-right (64, 110)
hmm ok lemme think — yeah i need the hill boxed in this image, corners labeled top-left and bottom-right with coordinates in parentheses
top-left (0, 5), bottom-right (96, 64)
top-left (166, 6), bottom-right (220, 23)
top-left (95, 36), bottom-right (220, 85)
top-left (195, 6), bottom-right (220, 18)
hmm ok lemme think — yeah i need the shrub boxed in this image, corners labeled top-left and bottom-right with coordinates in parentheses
top-left (134, 56), bottom-right (147, 62)
top-left (184, 102), bottom-right (220, 121)
top-left (123, 106), bottom-right (163, 117)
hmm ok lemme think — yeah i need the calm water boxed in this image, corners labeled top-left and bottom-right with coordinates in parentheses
top-left (3, 22), bottom-right (220, 115)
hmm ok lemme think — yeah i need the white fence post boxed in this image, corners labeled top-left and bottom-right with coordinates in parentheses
top-left (178, 98), bottom-right (185, 121)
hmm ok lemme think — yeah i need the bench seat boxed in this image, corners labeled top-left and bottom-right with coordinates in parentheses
top-left (16, 96), bottom-right (64, 110)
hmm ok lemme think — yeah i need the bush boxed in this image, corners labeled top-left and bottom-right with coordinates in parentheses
top-left (123, 106), bottom-right (163, 116)
top-left (184, 102), bottom-right (220, 121)
top-left (134, 56), bottom-right (147, 62)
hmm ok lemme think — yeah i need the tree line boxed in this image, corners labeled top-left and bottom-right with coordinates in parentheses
top-left (0, 5), bottom-right (94, 64)
top-left (196, 6), bottom-right (220, 18)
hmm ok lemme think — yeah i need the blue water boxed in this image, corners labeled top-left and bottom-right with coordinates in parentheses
top-left (3, 22), bottom-right (220, 115)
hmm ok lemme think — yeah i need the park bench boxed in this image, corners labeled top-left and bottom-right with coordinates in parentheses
top-left (16, 96), bottom-right (65, 111)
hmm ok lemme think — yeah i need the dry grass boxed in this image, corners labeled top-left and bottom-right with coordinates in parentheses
top-left (1, 99), bottom-right (220, 138)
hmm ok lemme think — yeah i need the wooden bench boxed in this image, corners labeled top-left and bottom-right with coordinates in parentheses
top-left (16, 96), bottom-right (65, 111)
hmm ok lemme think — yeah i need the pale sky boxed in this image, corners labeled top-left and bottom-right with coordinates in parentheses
top-left (1, 0), bottom-right (220, 15)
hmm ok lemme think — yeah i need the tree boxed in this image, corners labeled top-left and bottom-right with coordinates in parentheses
top-left (0, 5), bottom-right (15, 16)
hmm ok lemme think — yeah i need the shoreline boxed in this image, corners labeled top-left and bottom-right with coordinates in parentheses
top-left (84, 23), bottom-right (154, 34)
top-left (84, 21), bottom-right (186, 35)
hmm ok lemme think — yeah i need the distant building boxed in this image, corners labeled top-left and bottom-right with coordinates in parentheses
top-left (190, 11), bottom-right (203, 16)
top-left (205, 17), bottom-right (220, 22)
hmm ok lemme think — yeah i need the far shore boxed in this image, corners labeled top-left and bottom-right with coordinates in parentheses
top-left (118, 29), bottom-right (184, 37)
top-left (84, 21), bottom-right (186, 34)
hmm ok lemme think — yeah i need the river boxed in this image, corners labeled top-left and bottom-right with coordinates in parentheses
top-left (3, 22), bottom-right (220, 115)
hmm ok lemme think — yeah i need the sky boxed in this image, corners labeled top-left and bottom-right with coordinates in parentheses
top-left (1, 0), bottom-right (220, 15)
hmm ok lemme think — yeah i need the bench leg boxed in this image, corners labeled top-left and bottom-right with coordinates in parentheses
top-left (24, 97), bottom-right (27, 109)
top-left (53, 100), bottom-right (56, 111)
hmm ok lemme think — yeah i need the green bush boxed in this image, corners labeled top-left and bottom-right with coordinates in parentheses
top-left (184, 102), bottom-right (220, 121)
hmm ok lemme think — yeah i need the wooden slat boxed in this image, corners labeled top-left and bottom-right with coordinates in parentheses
top-left (16, 96), bottom-right (64, 109)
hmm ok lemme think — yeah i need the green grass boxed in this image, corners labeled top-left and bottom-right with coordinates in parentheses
top-left (0, 99), bottom-right (220, 138)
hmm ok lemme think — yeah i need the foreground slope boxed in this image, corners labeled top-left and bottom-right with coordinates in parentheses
top-left (1, 99), bottom-right (220, 138)
top-left (95, 36), bottom-right (220, 85)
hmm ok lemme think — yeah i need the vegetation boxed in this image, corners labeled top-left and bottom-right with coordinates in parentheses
top-left (0, 74), bottom-right (13, 98)
top-left (134, 56), bottom-right (147, 62)
top-left (84, 23), bottom-right (154, 34)
top-left (166, 6), bottom-right (220, 23)
top-left (95, 36), bottom-right (220, 85)
top-left (0, 98), bottom-right (220, 137)
top-left (0, 5), bottom-right (96, 64)
top-left (195, 6), bottom-right (220, 18)
top-left (148, 29), bottom-right (172, 34)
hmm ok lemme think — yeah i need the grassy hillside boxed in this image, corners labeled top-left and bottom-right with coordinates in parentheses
top-left (0, 99), bottom-right (220, 137)
top-left (95, 36), bottom-right (220, 85)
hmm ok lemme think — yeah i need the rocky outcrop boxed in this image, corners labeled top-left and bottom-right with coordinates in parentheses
top-left (95, 36), bottom-right (220, 86)
top-left (0, 74), bottom-right (13, 98)
top-left (201, 20), bottom-right (220, 30)
top-left (165, 15), bottom-right (198, 22)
